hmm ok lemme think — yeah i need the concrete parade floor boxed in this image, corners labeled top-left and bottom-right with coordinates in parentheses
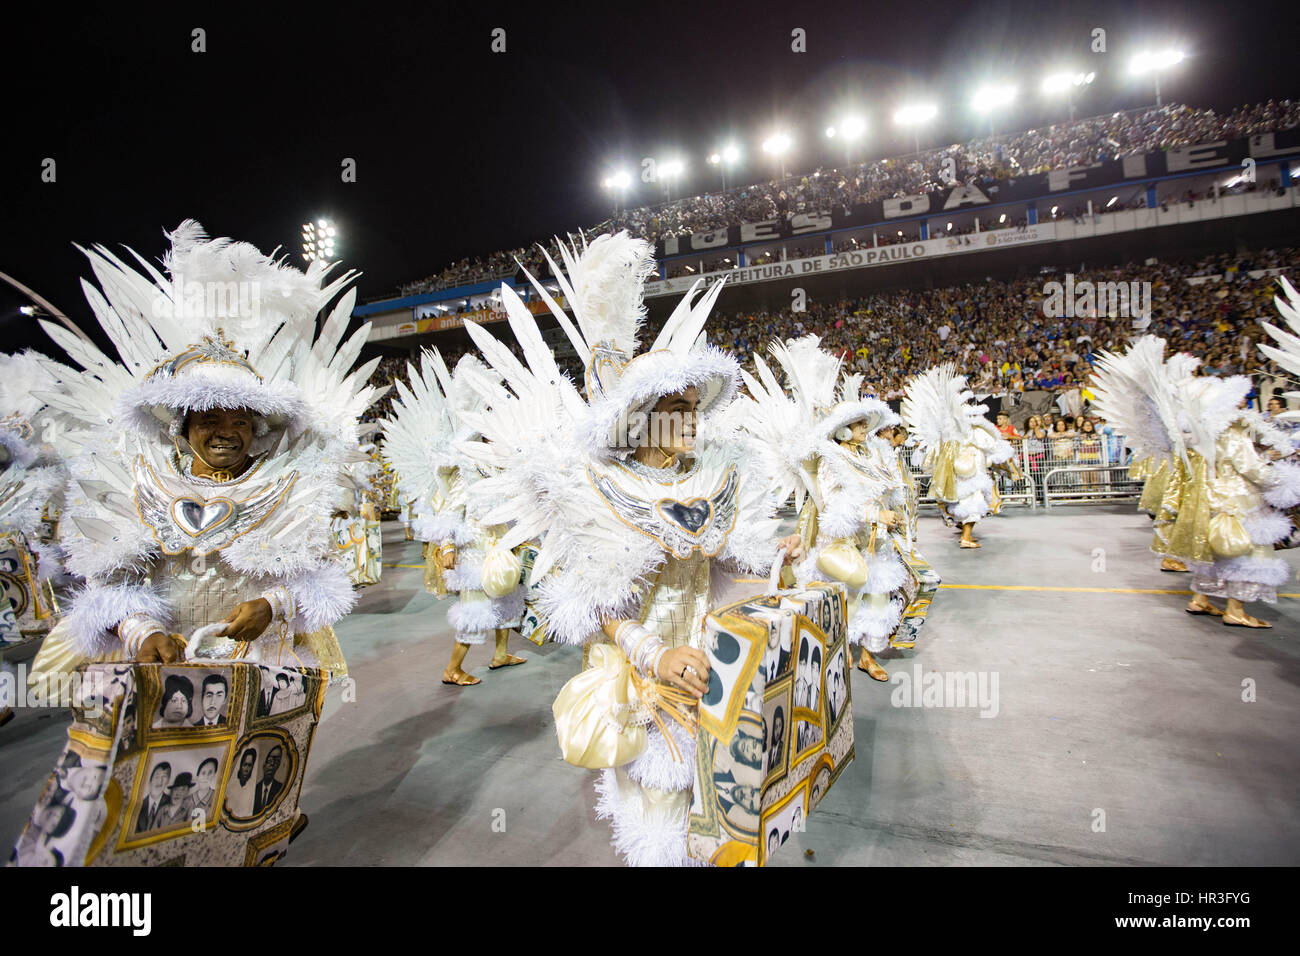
top-left (3, 504), bottom-right (1298, 866)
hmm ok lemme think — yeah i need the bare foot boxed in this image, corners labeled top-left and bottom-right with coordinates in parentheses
top-left (1161, 558), bottom-right (1187, 572)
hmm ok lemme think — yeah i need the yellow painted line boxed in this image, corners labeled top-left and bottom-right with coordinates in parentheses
top-left (941, 584), bottom-right (1300, 598)
top-left (382, 563), bottom-right (426, 569)
top-left (735, 578), bottom-right (1300, 598)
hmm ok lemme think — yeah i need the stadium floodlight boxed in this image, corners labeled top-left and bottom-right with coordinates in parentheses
top-left (828, 116), bottom-right (866, 164)
top-left (971, 84), bottom-right (1016, 112)
top-left (1129, 50), bottom-right (1185, 106)
top-left (1106, 196), bottom-right (1118, 207)
top-left (602, 169), bottom-right (632, 212)
top-left (893, 103), bottom-right (937, 152)
top-left (762, 132), bottom-right (793, 178)
top-left (708, 144), bottom-right (740, 190)
top-left (972, 84), bottom-right (1017, 136)
top-left (1041, 70), bottom-right (1095, 120)
top-left (998, 213), bottom-right (1007, 223)
top-left (304, 218), bottom-right (338, 263)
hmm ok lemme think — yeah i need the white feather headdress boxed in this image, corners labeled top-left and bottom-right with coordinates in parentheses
top-left (515, 231), bottom-right (738, 459)
top-left (35, 220), bottom-right (379, 449)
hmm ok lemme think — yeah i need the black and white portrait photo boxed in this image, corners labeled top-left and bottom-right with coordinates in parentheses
top-left (224, 733), bottom-right (294, 822)
top-left (825, 647), bottom-right (847, 727)
top-left (192, 673), bottom-right (230, 726)
top-left (152, 673), bottom-right (195, 729)
top-left (129, 741), bottom-right (228, 841)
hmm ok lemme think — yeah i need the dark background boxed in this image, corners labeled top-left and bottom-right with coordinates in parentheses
top-left (1, 0), bottom-right (1294, 355)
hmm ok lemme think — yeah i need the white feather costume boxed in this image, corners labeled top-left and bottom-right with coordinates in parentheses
top-left (29, 221), bottom-right (381, 681)
top-left (381, 350), bottom-right (524, 643)
top-left (740, 337), bottom-right (907, 651)
top-left (454, 231), bottom-right (783, 866)
top-left (1095, 331), bottom-right (1300, 598)
top-left (0, 351), bottom-right (75, 645)
top-left (901, 363), bottom-right (1014, 526)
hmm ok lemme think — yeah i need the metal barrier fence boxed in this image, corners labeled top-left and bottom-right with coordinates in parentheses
top-left (905, 433), bottom-right (1141, 511)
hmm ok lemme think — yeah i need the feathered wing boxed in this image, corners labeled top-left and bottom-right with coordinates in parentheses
top-left (1089, 336), bottom-right (1185, 465)
top-left (900, 363), bottom-right (972, 455)
top-left (379, 349), bottom-right (456, 527)
top-left (1259, 276), bottom-right (1300, 423)
top-left (454, 285), bottom-right (664, 643)
top-left (734, 350), bottom-right (826, 514)
top-left (1178, 375), bottom-right (1252, 470)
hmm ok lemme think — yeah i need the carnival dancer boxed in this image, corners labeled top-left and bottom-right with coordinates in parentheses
top-left (380, 349), bottom-right (527, 686)
top-left (901, 364), bottom-right (1017, 550)
top-left (1092, 335), bottom-right (1300, 626)
top-left (25, 221), bottom-right (381, 841)
top-left (738, 338), bottom-right (906, 680)
top-left (0, 351), bottom-right (74, 728)
top-left (453, 231), bottom-right (800, 866)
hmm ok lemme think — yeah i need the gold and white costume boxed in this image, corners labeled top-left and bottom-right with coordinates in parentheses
top-left (455, 233), bottom-right (783, 866)
top-left (28, 221), bottom-right (380, 685)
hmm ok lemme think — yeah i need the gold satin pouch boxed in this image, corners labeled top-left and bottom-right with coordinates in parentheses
top-left (1208, 513), bottom-right (1252, 558)
top-left (552, 643), bottom-right (647, 769)
top-left (817, 539), bottom-right (869, 589)
top-left (480, 545), bottom-right (523, 598)
top-left (954, 445), bottom-right (979, 478)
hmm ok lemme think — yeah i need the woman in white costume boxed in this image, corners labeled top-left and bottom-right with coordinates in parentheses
top-left (381, 349), bottom-right (527, 686)
top-left (902, 363), bottom-right (1016, 549)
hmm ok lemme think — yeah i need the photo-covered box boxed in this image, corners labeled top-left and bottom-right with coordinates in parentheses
top-left (10, 659), bottom-right (325, 867)
top-left (688, 581), bottom-right (853, 866)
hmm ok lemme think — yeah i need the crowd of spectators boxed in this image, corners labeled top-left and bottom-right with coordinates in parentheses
top-left (389, 99), bottom-right (1300, 299)
top-left (365, 245), bottom-right (1298, 435)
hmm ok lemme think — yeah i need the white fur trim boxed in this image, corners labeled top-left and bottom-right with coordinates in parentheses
top-left (623, 721), bottom-right (696, 792)
top-left (448, 589), bottom-right (525, 641)
top-left (412, 513), bottom-right (473, 546)
top-left (865, 549), bottom-right (908, 593)
top-left (62, 583), bottom-right (172, 659)
top-left (284, 560), bottom-right (356, 632)
top-left (1191, 555), bottom-right (1292, 586)
top-left (0, 430), bottom-right (38, 470)
top-left (1242, 509), bottom-right (1294, 547)
top-left (1264, 459), bottom-right (1300, 510)
top-left (118, 370), bottom-right (309, 439)
top-left (848, 594), bottom-right (904, 652)
top-left (593, 768), bottom-right (706, 868)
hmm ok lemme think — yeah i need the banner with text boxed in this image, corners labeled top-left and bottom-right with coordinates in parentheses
top-left (655, 130), bottom-right (1300, 258)
top-left (645, 224), bottom-right (1057, 297)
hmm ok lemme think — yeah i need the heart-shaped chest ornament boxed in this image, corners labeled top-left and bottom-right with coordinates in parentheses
top-left (170, 497), bottom-right (236, 537)
top-left (656, 497), bottom-right (713, 535)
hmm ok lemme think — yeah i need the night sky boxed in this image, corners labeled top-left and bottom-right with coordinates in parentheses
top-left (1, 0), bottom-right (1294, 356)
